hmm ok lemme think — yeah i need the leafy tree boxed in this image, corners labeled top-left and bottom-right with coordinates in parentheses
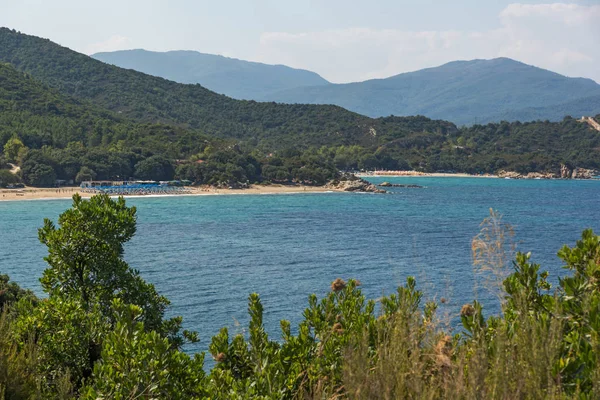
top-left (0, 169), bottom-right (20, 188)
top-left (19, 194), bottom-right (180, 390)
top-left (0, 275), bottom-right (36, 310)
top-left (0, 310), bottom-right (42, 400)
top-left (75, 166), bottom-right (96, 183)
top-left (134, 155), bottom-right (175, 181)
top-left (38, 194), bottom-right (169, 329)
top-left (19, 295), bottom-right (106, 389)
top-left (21, 162), bottom-right (56, 187)
top-left (2, 136), bottom-right (26, 164)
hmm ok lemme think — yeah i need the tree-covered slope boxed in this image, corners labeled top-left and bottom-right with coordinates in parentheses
top-left (0, 61), bottom-right (241, 187)
top-left (93, 49), bottom-right (329, 100)
top-left (478, 95), bottom-right (600, 125)
top-left (0, 62), bottom-right (215, 156)
top-left (263, 58), bottom-right (600, 125)
top-left (0, 61), bottom-right (123, 148)
top-left (0, 28), bottom-right (381, 149)
top-left (1, 27), bottom-right (600, 184)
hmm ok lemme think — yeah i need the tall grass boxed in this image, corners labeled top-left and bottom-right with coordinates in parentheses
top-left (337, 212), bottom-right (600, 400)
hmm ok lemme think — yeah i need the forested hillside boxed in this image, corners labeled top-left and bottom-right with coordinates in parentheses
top-left (0, 62), bottom-right (229, 186)
top-left (1, 28), bottom-right (600, 188)
top-left (0, 28), bottom-right (378, 149)
top-left (0, 62), bottom-right (212, 153)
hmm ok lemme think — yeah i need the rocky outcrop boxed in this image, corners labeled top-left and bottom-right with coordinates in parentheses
top-left (524, 172), bottom-right (555, 179)
top-left (326, 173), bottom-right (386, 193)
top-left (378, 182), bottom-right (423, 188)
top-left (560, 164), bottom-right (596, 179)
top-left (572, 168), bottom-right (596, 179)
top-left (497, 165), bottom-right (597, 180)
top-left (497, 170), bottom-right (523, 179)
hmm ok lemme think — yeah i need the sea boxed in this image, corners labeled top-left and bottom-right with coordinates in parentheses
top-left (1, 176), bottom-right (599, 357)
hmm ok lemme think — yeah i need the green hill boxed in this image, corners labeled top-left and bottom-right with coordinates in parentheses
top-left (0, 61), bottom-right (228, 186)
top-left (0, 28), bottom-right (383, 149)
top-left (1, 28), bottom-right (600, 186)
top-left (0, 62), bottom-right (215, 155)
top-left (93, 49), bottom-right (329, 100)
top-left (262, 58), bottom-right (600, 125)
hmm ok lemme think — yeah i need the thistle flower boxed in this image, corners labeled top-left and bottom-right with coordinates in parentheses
top-left (435, 335), bottom-right (453, 368)
top-left (332, 322), bottom-right (344, 334)
top-left (461, 304), bottom-right (475, 318)
top-left (331, 278), bottom-right (346, 292)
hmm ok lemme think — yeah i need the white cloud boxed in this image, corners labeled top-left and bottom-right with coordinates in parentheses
top-left (256, 3), bottom-right (600, 83)
top-left (84, 35), bottom-right (132, 55)
top-left (500, 3), bottom-right (599, 25)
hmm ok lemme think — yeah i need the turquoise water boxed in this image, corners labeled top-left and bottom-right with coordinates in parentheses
top-left (1, 177), bottom-right (599, 355)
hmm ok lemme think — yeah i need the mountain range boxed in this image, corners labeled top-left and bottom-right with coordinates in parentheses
top-left (93, 49), bottom-right (329, 100)
top-left (93, 50), bottom-right (600, 125)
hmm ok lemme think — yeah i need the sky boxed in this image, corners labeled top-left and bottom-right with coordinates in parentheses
top-left (1, 0), bottom-right (599, 83)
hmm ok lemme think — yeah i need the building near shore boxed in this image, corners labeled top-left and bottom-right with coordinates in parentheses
top-left (80, 180), bottom-right (191, 195)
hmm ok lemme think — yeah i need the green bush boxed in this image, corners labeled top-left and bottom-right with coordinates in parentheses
top-left (2, 195), bottom-right (600, 398)
top-left (0, 170), bottom-right (19, 188)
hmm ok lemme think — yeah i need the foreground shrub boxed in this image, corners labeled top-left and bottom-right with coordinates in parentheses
top-left (2, 195), bottom-right (600, 399)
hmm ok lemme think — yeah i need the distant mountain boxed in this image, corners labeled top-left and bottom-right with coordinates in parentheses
top-left (264, 58), bottom-right (600, 125)
top-left (92, 49), bottom-right (329, 100)
top-left (91, 53), bottom-right (600, 125)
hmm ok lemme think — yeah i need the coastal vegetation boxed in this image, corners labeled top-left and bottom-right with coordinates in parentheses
top-left (1, 194), bottom-right (600, 398)
top-left (1, 29), bottom-right (600, 188)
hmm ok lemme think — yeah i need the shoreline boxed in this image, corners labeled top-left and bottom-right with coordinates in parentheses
top-left (3, 174), bottom-right (598, 202)
top-left (356, 172), bottom-right (600, 180)
top-left (0, 184), bottom-right (341, 202)
top-left (356, 171), bottom-right (497, 178)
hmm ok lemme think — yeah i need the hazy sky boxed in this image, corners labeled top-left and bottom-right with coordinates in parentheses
top-left (1, 0), bottom-right (599, 83)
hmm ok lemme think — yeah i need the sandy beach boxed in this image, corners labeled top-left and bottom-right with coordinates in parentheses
top-left (0, 184), bottom-right (340, 202)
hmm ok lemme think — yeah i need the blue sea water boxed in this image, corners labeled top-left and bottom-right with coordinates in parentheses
top-left (1, 177), bottom-right (599, 356)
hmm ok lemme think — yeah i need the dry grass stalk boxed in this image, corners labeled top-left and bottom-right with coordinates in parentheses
top-left (471, 208), bottom-right (516, 302)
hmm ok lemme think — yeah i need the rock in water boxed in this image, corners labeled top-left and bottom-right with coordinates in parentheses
top-left (377, 183), bottom-right (423, 188)
top-left (326, 173), bottom-right (386, 193)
